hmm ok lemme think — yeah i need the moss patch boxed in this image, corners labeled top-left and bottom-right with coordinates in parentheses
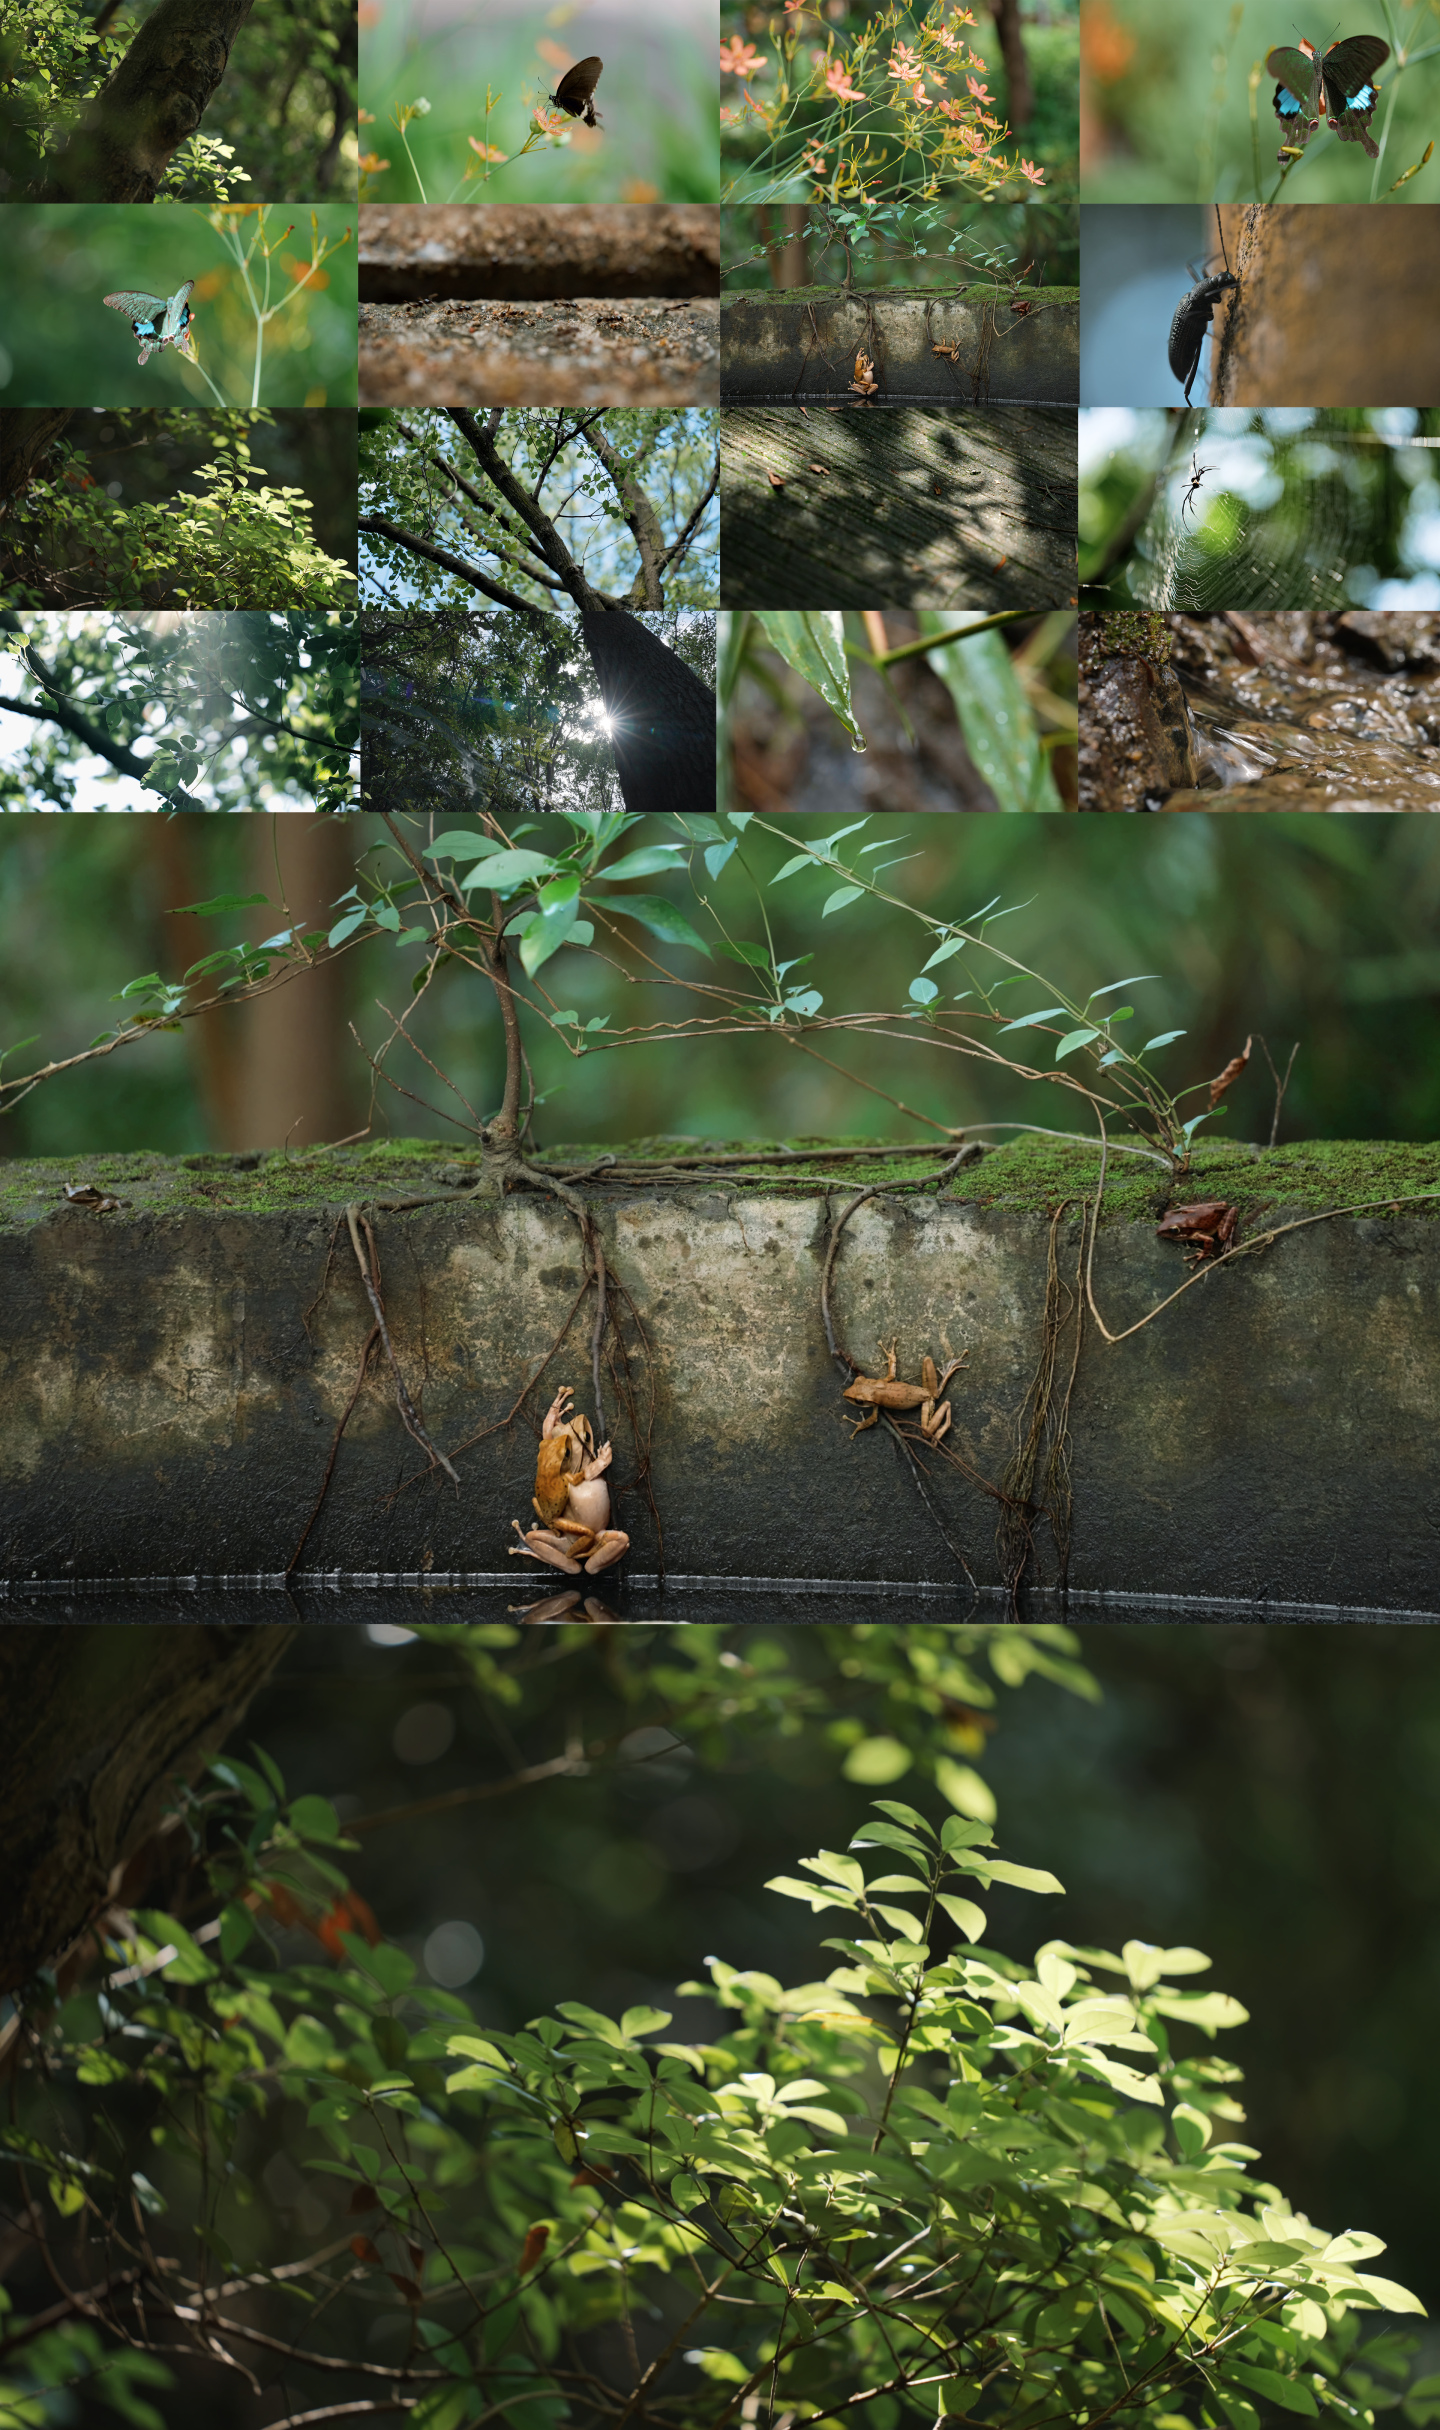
top-left (2, 1132), bottom-right (1438, 1232)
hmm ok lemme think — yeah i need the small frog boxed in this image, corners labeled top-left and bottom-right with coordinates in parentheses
top-left (842, 1341), bottom-right (966, 1442)
top-left (1156, 1200), bottom-right (1240, 1264)
top-left (509, 1386), bottom-right (630, 1575)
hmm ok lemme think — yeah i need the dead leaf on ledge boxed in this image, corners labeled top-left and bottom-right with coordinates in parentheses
top-left (61, 1183), bottom-right (127, 1212)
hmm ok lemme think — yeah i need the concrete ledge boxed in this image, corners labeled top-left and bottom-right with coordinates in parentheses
top-left (3, 1140), bottom-right (1437, 1609)
top-left (360, 206), bottom-right (720, 302)
top-left (359, 299), bottom-right (720, 406)
top-left (721, 288), bottom-right (1079, 403)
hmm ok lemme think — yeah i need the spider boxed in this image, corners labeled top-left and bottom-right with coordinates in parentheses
top-left (1180, 451), bottom-right (1214, 524)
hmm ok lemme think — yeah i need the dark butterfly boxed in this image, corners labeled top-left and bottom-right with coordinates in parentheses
top-left (549, 55), bottom-right (603, 127)
top-left (1265, 34), bottom-right (1389, 161)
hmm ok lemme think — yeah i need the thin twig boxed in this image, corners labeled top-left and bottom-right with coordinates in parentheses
top-left (344, 1206), bottom-right (459, 1485)
top-left (588, 1223), bottom-right (609, 1445)
top-left (346, 1752), bottom-right (588, 1836)
top-left (1254, 1033), bottom-right (1299, 1149)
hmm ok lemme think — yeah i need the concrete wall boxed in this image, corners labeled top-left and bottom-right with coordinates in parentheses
top-left (3, 1144), bottom-right (1437, 1615)
top-left (721, 289), bottom-right (1079, 402)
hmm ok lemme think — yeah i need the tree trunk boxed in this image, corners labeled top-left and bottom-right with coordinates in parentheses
top-left (36, 0), bottom-right (255, 200)
top-left (231, 816), bottom-right (363, 1151)
top-left (0, 410), bottom-right (75, 507)
top-left (1215, 205), bottom-right (1440, 405)
top-left (763, 205), bottom-right (812, 290)
top-left (992, 0), bottom-right (1033, 130)
top-left (579, 612), bottom-right (716, 819)
top-left (0, 1624), bottom-right (294, 1996)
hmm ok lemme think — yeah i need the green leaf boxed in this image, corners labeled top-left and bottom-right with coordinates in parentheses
top-left (1087, 976), bottom-right (1159, 999)
top-left (1141, 1030), bottom-right (1187, 1052)
top-left (218, 1901), bottom-right (255, 1963)
top-left (715, 938), bottom-right (771, 969)
top-left (166, 892), bottom-right (270, 917)
top-left (915, 612), bottom-right (1065, 814)
top-left (934, 1758), bottom-right (996, 1822)
top-left (908, 977), bottom-right (939, 1005)
top-left (1055, 1026), bottom-right (1103, 1060)
top-left (587, 893), bottom-right (712, 958)
top-left (456, 849), bottom-right (559, 892)
top-left (620, 2006), bottom-right (673, 2040)
top-left (1223, 2360), bottom-right (1320, 2414)
top-left (755, 610), bottom-right (865, 750)
top-left (327, 908), bottom-right (368, 947)
top-left (842, 1737), bottom-right (913, 1784)
top-left (934, 1892), bottom-right (987, 1941)
top-left (515, 876), bottom-right (582, 977)
top-left (424, 831), bottom-right (510, 864)
top-left (984, 1859), bottom-right (1065, 1895)
top-left (718, 609), bottom-right (750, 708)
top-left (407, 2387), bottom-right (482, 2430)
top-left (130, 1911), bottom-right (217, 1985)
top-left (599, 846), bottom-right (688, 881)
top-left (822, 885), bottom-right (865, 917)
top-left (689, 2350), bottom-right (751, 2384)
top-left (998, 1005), bottom-right (1067, 1033)
top-left (287, 1793), bottom-right (349, 1844)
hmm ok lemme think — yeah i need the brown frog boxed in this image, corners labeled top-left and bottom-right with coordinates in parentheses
top-left (842, 1341), bottom-right (966, 1442)
top-left (1156, 1200), bottom-right (1241, 1264)
top-left (509, 1387), bottom-right (629, 1575)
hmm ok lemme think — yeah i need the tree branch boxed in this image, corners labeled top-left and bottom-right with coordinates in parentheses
top-left (356, 518), bottom-right (544, 614)
top-left (445, 410), bottom-right (607, 611)
top-left (578, 423), bottom-right (668, 606)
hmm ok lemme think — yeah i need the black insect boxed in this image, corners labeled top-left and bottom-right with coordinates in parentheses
top-left (549, 55), bottom-right (604, 127)
top-left (1168, 207), bottom-right (1238, 407)
top-left (1266, 33), bottom-right (1388, 162)
top-left (1180, 451), bottom-right (1214, 524)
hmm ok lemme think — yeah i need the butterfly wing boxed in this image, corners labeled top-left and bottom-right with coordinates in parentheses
top-left (161, 280), bottom-right (196, 339)
top-left (104, 289), bottom-right (169, 334)
top-left (1319, 35), bottom-right (1388, 154)
top-left (550, 55), bottom-right (603, 125)
top-left (1266, 44), bottom-right (1321, 148)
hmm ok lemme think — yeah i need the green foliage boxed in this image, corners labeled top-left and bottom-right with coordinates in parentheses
top-left (0, 0), bottom-right (352, 205)
top-left (5, 421), bottom-right (354, 611)
top-left (2, 1650), bottom-right (1425, 2430)
top-left (0, 613), bottom-right (356, 824)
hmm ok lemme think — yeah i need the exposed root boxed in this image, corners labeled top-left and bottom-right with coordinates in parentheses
top-left (345, 1205), bottom-right (460, 1488)
top-left (994, 1200), bottom-right (1085, 1614)
top-left (820, 1147), bottom-right (983, 1594)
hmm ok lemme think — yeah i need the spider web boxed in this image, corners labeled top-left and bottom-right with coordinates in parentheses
top-left (1123, 431), bottom-right (1387, 611)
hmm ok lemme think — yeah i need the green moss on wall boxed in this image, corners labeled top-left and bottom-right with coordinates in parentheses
top-left (3, 1133), bottom-right (1438, 1232)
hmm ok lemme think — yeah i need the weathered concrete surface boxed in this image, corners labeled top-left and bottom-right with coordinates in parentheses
top-left (2, 1142), bottom-right (1438, 1612)
top-left (359, 299), bottom-right (720, 406)
top-left (360, 207), bottom-right (721, 302)
top-left (721, 288), bottom-right (1079, 403)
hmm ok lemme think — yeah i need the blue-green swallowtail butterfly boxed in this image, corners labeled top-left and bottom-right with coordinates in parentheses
top-left (103, 279), bottom-right (197, 366)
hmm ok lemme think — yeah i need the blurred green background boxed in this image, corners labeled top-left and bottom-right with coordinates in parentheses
top-left (0, 207), bottom-right (358, 407)
top-left (1080, 0), bottom-right (1437, 203)
top-left (2, 812), bottom-right (1439, 1156)
top-left (360, 0), bottom-right (719, 203)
